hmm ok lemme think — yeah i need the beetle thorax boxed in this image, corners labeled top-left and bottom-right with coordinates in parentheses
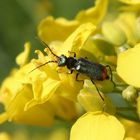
top-left (66, 57), bottom-right (77, 69)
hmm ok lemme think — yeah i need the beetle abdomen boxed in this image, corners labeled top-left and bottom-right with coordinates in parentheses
top-left (75, 58), bottom-right (105, 80)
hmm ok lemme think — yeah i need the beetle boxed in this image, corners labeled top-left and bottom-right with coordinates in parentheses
top-left (30, 39), bottom-right (114, 101)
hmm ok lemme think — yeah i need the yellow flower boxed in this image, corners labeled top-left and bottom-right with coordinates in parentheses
top-left (0, 23), bottom-right (96, 126)
top-left (115, 12), bottom-right (139, 45)
top-left (1, 0), bottom-right (140, 136)
top-left (117, 43), bottom-right (140, 87)
top-left (0, 44), bottom-right (56, 126)
top-left (0, 133), bottom-right (11, 140)
top-left (102, 21), bottom-right (127, 46)
top-left (38, 0), bottom-right (108, 42)
top-left (121, 118), bottom-right (140, 139)
top-left (70, 111), bottom-right (125, 140)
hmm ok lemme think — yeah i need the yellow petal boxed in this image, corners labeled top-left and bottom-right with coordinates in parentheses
top-left (15, 101), bottom-right (55, 126)
top-left (102, 22), bottom-right (127, 46)
top-left (41, 22), bottom-right (96, 58)
top-left (124, 138), bottom-right (136, 140)
top-left (41, 78), bottom-right (61, 100)
top-left (70, 112), bottom-right (125, 140)
top-left (76, 0), bottom-right (108, 24)
top-left (137, 96), bottom-right (140, 118)
top-left (115, 13), bottom-right (137, 45)
top-left (3, 84), bottom-right (55, 126)
top-left (48, 128), bottom-right (69, 140)
top-left (78, 80), bottom-right (116, 114)
top-left (38, 0), bottom-right (107, 42)
top-left (0, 71), bottom-right (26, 106)
top-left (50, 94), bottom-right (77, 120)
top-left (119, 0), bottom-right (140, 4)
top-left (58, 23), bottom-right (96, 56)
top-left (0, 133), bottom-right (11, 140)
top-left (120, 118), bottom-right (140, 140)
top-left (0, 113), bottom-right (8, 124)
top-left (57, 73), bottom-right (83, 101)
top-left (117, 43), bottom-right (140, 87)
top-left (16, 42), bottom-right (31, 67)
top-left (38, 16), bottom-right (79, 42)
top-left (30, 49), bottom-right (59, 80)
top-left (25, 78), bottom-right (61, 110)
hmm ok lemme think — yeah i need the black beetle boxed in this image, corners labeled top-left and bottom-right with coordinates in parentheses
top-left (30, 39), bottom-right (114, 101)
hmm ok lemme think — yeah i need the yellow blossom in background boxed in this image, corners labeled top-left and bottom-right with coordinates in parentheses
top-left (117, 43), bottom-right (140, 87)
top-left (121, 118), bottom-right (140, 139)
top-left (38, 0), bottom-right (108, 42)
top-left (102, 21), bottom-right (127, 46)
top-left (118, 0), bottom-right (140, 4)
top-left (0, 133), bottom-right (11, 140)
top-left (0, 128), bottom-right (69, 140)
top-left (114, 12), bottom-right (139, 45)
top-left (124, 138), bottom-right (136, 140)
top-left (47, 128), bottom-right (69, 140)
top-left (0, 43), bottom-right (56, 126)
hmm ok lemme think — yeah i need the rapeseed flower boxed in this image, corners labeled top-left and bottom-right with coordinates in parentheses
top-left (1, 0), bottom-right (140, 140)
top-left (38, 0), bottom-right (108, 42)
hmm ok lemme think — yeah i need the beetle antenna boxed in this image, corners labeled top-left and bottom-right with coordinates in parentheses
top-left (105, 65), bottom-right (116, 87)
top-left (36, 37), bottom-right (60, 58)
top-left (29, 60), bottom-right (57, 73)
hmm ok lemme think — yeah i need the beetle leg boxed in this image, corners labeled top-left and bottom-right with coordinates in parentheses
top-left (105, 65), bottom-right (115, 87)
top-left (76, 73), bottom-right (84, 83)
top-left (90, 79), bottom-right (104, 101)
top-left (68, 51), bottom-right (76, 57)
top-left (67, 70), bottom-right (74, 74)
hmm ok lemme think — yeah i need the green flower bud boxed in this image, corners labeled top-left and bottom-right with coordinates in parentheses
top-left (102, 22), bottom-right (127, 46)
top-left (78, 80), bottom-right (116, 115)
top-left (92, 36), bottom-right (115, 55)
top-left (122, 86), bottom-right (138, 103)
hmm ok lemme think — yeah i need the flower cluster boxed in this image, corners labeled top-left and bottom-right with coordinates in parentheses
top-left (1, 0), bottom-right (140, 139)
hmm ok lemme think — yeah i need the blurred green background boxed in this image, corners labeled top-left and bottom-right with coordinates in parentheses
top-left (0, 0), bottom-right (93, 81)
top-left (0, 0), bottom-right (93, 138)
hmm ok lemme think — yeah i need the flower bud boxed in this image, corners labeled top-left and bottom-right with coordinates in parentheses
top-left (122, 86), bottom-right (138, 103)
top-left (78, 89), bottom-right (105, 112)
top-left (78, 80), bottom-right (116, 114)
top-left (102, 22), bottom-right (127, 46)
